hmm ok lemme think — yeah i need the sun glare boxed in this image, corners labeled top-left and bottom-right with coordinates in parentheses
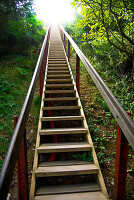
top-left (34, 0), bottom-right (75, 24)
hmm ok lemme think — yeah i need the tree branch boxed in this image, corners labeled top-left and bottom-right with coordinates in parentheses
top-left (109, 0), bottom-right (134, 45)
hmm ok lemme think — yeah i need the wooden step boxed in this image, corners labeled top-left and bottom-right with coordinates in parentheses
top-left (44, 97), bottom-right (78, 101)
top-left (37, 142), bottom-right (92, 153)
top-left (39, 127), bottom-right (88, 135)
top-left (44, 90), bottom-right (75, 94)
top-left (48, 64), bottom-right (68, 66)
top-left (34, 191), bottom-right (107, 200)
top-left (47, 75), bottom-right (71, 78)
top-left (36, 183), bottom-right (100, 195)
top-left (48, 58), bottom-right (66, 62)
top-left (41, 116), bottom-right (84, 121)
top-left (45, 84), bottom-right (74, 88)
top-left (38, 160), bottom-right (91, 167)
top-left (48, 61), bottom-right (67, 63)
top-left (46, 79), bottom-right (72, 83)
top-left (42, 106), bottom-right (81, 110)
top-left (35, 164), bottom-right (98, 177)
top-left (47, 71), bottom-right (70, 74)
top-left (47, 67), bottom-right (69, 70)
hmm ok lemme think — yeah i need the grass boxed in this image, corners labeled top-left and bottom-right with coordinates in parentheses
top-left (0, 54), bottom-right (39, 170)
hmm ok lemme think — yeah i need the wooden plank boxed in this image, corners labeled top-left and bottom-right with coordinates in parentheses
top-left (44, 90), bottom-right (75, 94)
top-left (39, 127), bottom-right (88, 135)
top-left (47, 68), bottom-right (69, 70)
top-left (42, 106), bottom-right (81, 110)
top-left (36, 183), bottom-right (100, 195)
top-left (38, 160), bottom-right (91, 167)
top-left (47, 75), bottom-right (71, 78)
top-left (44, 97), bottom-right (78, 101)
top-left (35, 164), bottom-right (98, 177)
top-left (48, 58), bottom-right (66, 61)
top-left (37, 142), bottom-right (92, 153)
top-left (45, 84), bottom-right (74, 88)
top-left (34, 191), bottom-right (107, 200)
top-left (48, 64), bottom-right (68, 66)
top-left (41, 116), bottom-right (84, 121)
top-left (47, 71), bottom-right (70, 74)
top-left (46, 79), bottom-right (72, 82)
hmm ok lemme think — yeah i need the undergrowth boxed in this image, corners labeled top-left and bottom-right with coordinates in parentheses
top-left (69, 46), bottom-right (134, 199)
top-left (0, 54), bottom-right (40, 170)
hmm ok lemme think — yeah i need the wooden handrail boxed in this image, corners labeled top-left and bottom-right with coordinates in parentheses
top-left (60, 25), bottom-right (134, 150)
top-left (0, 26), bottom-right (51, 200)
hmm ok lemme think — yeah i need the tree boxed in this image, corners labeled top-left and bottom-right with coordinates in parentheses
top-left (0, 0), bottom-right (45, 56)
top-left (71, 0), bottom-right (134, 76)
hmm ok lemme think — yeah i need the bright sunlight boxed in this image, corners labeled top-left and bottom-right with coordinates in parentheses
top-left (34, 0), bottom-right (75, 24)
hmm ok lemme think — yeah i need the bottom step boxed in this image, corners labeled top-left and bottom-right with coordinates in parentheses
top-left (36, 183), bottom-right (100, 195)
top-left (34, 191), bottom-right (107, 200)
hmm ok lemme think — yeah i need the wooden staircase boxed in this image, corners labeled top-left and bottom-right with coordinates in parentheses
top-left (30, 26), bottom-right (108, 200)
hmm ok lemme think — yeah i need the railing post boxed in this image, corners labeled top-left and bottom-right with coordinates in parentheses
top-left (64, 34), bottom-right (66, 52)
top-left (68, 40), bottom-right (70, 62)
top-left (76, 54), bottom-right (80, 94)
top-left (39, 48), bottom-right (44, 98)
top-left (113, 111), bottom-right (131, 200)
top-left (14, 116), bottom-right (28, 200)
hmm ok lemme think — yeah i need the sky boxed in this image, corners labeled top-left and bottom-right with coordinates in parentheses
top-left (34, 0), bottom-right (76, 24)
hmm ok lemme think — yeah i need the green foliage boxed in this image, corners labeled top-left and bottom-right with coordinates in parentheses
top-left (73, 152), bottom-right (93, 162)
top-left (0, 0), bottom-right (45, 56)
top-left (0, 54), bottom-right (37, 169)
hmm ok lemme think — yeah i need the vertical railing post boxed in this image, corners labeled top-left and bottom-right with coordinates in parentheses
top-left (64, 34), bottom-right (66, 52)
top-left (39, 48), bottom-right (44, 98)
top-left (14, 116), bottom-right (28, 200)
top-left (113, 111), bottom-right (131, 200)
top-left (76, 54), bottom-right (80, 94)
top-left (68, 40), bottom-right (70, 62)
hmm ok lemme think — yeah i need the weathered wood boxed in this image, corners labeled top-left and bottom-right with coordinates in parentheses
top-left (36, 183), bottom-right (100, 195)
top-left (41, 116), bottom-right (84, 121)
top-left (46, 79), bottom-right (72, 83)
top-left (42, 106), bottom-right (81, 110)
top-left (44, 90), bottom-right (75, 94)
top-left (45, 84), bottom-right (74, 88)
top-left (35, 164), bottom-right (98, 177)
top-left (37, 142), bottom-right (92, 153)
top-left (47, 71), bottom-right (70, 74)
top-left (44, 97), bottom-right (78, 101)
top-left (38, 160), bottom-right (91, 167)
top-left (34, 192), bottom-right (107, 200)
top-left (39, 127), bottom-right (87, 135)
top-left (47, 75), bottom-right (71, 78)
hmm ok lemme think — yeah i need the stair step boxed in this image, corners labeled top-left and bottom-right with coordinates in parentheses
top-left (47, 71), bottom-right (70, 74)
top-left (47, 75), bottom-right (71, 78)
top-left (36, 183), bottom-right (100, 195)
top-left (39, 127), bottom-right (88, 135)
top-left (38, 160), bottom-right (91, 167)
top-left (45, 84), bottom-right (73, 88)
top-left (34, 191), bottom-right (107, 200)
top-left (46, 79), bottom-right (72, 83)
top-left (48, 58), bottom-right (66, 62)
top-left (35, 164), bottom-right (98, 177)
top-left (44, 90), bottom-right (75, 94)
top-left (48, 64), bottom-right (68, 66)
top-left (37, 142), bottom-right (92, 153)
top-left (44, 97), bottom-right (78, 101)
top-left (42, 106), bottom-right (81, 110)
top-left (47, 67), bottom-right (69, 70)
top-left (41, 116), bottom-right (84, 121)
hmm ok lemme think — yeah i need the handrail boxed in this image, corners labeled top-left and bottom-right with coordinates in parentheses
top-left (60, 26), bottom-right (134, 150)
top-left (0, 25), bottom-right (51, 199)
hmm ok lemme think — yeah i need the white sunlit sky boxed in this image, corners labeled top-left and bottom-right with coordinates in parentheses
top-left (34, 0), bottom-right (78, 24)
